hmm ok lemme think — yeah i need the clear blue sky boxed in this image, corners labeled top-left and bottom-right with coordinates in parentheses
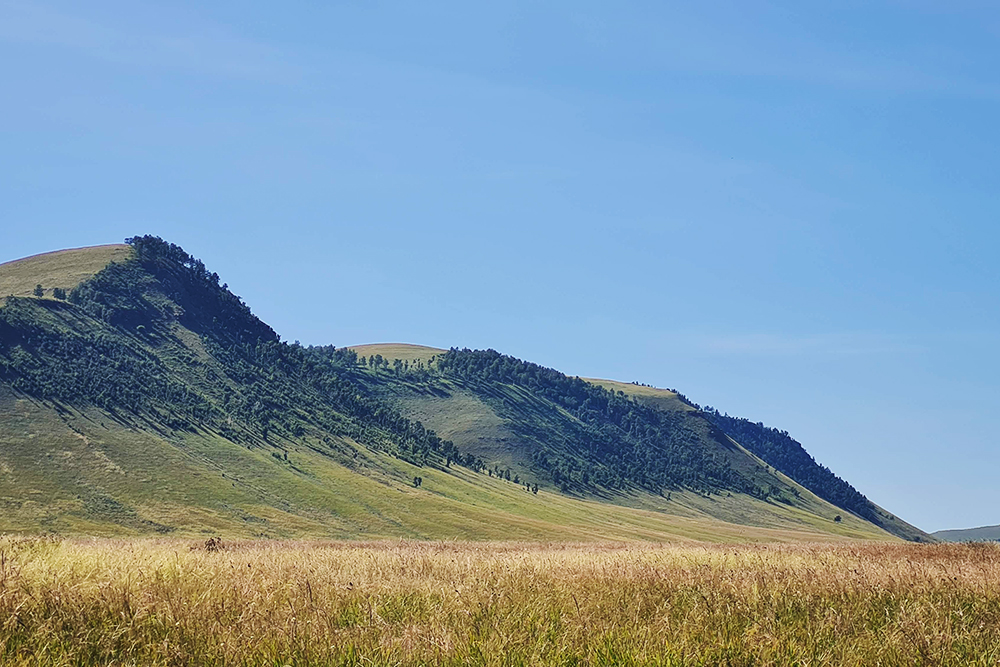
top-left (2, 1), bottom-right (998, 533)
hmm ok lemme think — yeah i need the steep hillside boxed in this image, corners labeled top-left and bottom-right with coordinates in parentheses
top-left (0, 238), bottom-right (926, 541)
top-left (701, 411), bottom-right (927, 542)
top-left (573, 378), bottom-right (926, 542)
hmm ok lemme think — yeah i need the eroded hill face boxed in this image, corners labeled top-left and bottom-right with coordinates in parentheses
top-left (0, 239), bottom-right (928, 541)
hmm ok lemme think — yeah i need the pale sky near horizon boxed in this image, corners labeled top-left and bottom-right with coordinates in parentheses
top-left (2, 1), bottom-right (998, 533)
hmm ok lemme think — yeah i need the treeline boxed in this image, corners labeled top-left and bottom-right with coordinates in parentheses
top-left (0, 297), bottom-right (213, 425)
top-left (704, 410), bottom-right (878, 523)
top-left (435, 348), bottom-right (762, 497)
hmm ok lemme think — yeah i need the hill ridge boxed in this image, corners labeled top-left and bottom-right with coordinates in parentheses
top-left (0, 238), bottom-right (930, 541)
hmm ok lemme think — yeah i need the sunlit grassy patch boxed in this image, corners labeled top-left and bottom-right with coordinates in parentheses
top-left (0, 244), bottom-right (131, 301)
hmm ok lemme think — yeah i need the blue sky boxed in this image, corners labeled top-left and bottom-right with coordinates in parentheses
top-left (2, 1), bottom-right (998, 533)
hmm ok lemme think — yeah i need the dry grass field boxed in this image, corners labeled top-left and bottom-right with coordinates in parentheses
top-left (2, 538), bottom-right (999, 666)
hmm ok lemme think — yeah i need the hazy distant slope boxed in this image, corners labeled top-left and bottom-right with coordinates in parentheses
top-left (0, 244), bottom-right (132, 301)
top-left (701, 412), bottom-right (928, 542)
top-left (0, 240), bottom-right (921, 541)
top-left (934, 525), bottom-right (1000, 542)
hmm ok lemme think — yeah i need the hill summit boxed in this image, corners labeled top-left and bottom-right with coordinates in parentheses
top-left (0, 236), bottom-right (929, 541)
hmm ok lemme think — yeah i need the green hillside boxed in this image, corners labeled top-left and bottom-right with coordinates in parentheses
top-left (351, 343), bottom-right (928, 542)
top-left (0, 237), bottom-right (928, 541)
top-left (566, 377), bottom-right (925, 542)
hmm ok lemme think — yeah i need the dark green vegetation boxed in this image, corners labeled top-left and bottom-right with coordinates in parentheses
top-left (0, 237), bottom-right (928, 541)
top-left (933, 525), bottom-right (1000, 542)
top-left (703, 412), bottom-right (872, 518)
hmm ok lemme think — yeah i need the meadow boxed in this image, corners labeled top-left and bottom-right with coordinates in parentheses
top-left (2, 538), bottom-right (999, 666)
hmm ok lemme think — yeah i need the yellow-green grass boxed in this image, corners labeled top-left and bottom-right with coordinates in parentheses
top-left (0, 244), bottom-right (131, 301)
top-left (345, 345), bottom-right (690, 470)
top-left (346, 346), bottom-right (690, 414)
top-left (0, 244), bottom-right (908, 546)
top-left (0, 384), bottom-right (887, 542)
top-left (367, 377), bottom-right (862, 535)
top-left (374, 379), bottom-right (848, 536)
top-left (2, 538), bottom-right (998, 666)
top-left (383, 381), bottom-right (540, 481)
top-left (349, 343), bottom-right (445, 364)
top-left (591, 377), bottom-right (928, 542)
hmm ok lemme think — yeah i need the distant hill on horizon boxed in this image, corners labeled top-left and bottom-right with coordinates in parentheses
top-left (933, 525), bottom-right (1000, 542)
top-left (0, 237), bottom-right (930, 542)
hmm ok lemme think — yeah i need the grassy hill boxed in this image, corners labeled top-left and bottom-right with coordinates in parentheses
top-left (352, 344), bottom-right (928, 542)
top-left (0, 237), bottom-right (928, 541)
top-left (0, 244), bottom-right (132, 302)
top-left (575, 378), bottom-right (926, 542)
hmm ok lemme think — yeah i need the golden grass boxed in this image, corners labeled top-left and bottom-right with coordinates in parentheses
top-left (348, 344), bottom-right (445, 364)
top-left (0, 244), bottom-right (132, 300)
top-left (583, 378), bottom-right (694, 413)
top-left (2, 538), bottom-right (998, 666)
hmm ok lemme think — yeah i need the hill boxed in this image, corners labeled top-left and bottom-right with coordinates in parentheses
top-left (933, 525), bottom-right (1000, 542)
top-left (349, 344), bottom-right (927, 542)
top-left (0, 244), bottom-right (132, 303)
top-left (0, 237), bottom-right (929, 541)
